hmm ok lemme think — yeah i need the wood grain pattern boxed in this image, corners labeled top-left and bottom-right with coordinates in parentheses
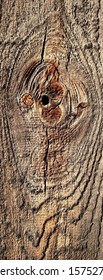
top-left (0, 0), bottom-right (103, 259)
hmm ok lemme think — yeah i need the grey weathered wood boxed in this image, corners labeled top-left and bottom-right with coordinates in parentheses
top-left (0, 0), bottom-right (103, 259)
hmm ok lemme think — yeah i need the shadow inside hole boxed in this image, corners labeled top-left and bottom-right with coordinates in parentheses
top-left (42, 95), bottom-right (49, 105)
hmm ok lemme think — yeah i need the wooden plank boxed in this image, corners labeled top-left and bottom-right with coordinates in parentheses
top-left (0, 0), bottom-right (103, 259)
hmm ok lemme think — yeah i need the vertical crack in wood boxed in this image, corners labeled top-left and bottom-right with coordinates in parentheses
top-left (41, 24), bottom-right (48, 63)
top-left (43, 128), bottom-right (49, 193)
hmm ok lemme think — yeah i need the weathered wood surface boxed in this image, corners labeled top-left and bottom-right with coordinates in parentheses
top-left (0, 0), bottom-right (103, 259)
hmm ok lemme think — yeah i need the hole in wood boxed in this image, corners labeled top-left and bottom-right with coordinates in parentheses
top-left (42, 95), bottom-right (49, 106)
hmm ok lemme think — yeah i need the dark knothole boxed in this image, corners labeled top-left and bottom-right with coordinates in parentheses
top-left (42, 95), bottom-right (49, 106)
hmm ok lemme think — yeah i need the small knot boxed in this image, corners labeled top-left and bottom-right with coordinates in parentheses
top-left (21, 93), bottom-right (34, 106)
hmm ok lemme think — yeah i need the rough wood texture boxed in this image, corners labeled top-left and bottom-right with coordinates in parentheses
top-left (0, 0), bottom-right (103, 259)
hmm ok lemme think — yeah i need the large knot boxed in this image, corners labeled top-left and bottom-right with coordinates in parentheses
top-left (17, 59), bottom-right (88, 127)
